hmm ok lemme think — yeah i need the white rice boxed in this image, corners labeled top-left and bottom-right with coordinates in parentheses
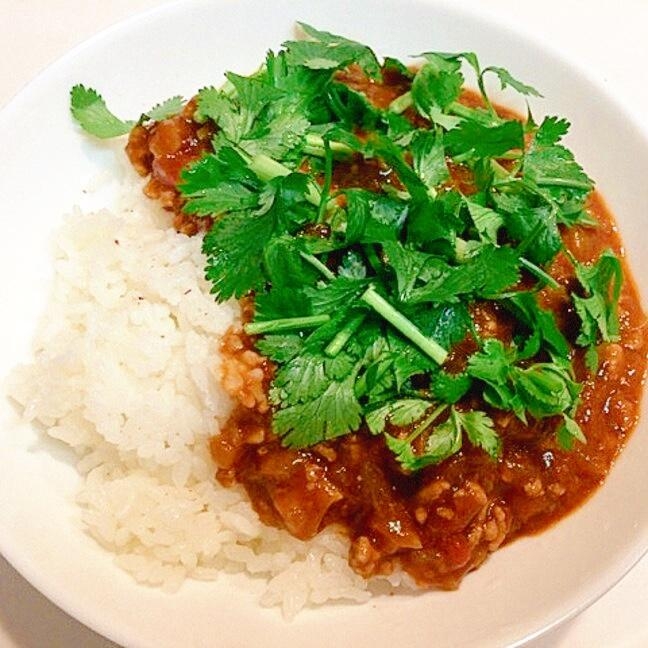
top-left (6, 171), bottom-right (410, 617)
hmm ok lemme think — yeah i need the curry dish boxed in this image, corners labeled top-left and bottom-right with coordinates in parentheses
top-left (85, 26), bottom-right (648, 589)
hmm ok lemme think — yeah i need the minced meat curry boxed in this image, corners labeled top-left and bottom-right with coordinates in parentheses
top-left (116, 27), bottom-right (648, 590)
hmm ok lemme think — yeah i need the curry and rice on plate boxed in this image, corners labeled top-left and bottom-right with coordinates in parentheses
top-left (8, 24), bottom-right (647, 614)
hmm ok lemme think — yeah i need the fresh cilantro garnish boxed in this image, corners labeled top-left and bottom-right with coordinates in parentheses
top-left (70, 85), bottom-right (135, 138)
top-left (283, 23), bottom-right (381, 78)
top-left (143, 96), bottom-right (184, 122)
top-left (571, 249), bottom-right (623, 350)
top-left (70, 24), bottom-right (621, 469)
top-left (467, 338), bottom-right (583, 444)
top-left (70, 86), bottom-right (184, 138)
top-left (385, 405), bottom-right (500, 471)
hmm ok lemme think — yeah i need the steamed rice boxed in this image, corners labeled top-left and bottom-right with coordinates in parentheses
top-left (7, 173), bottom-right (410, 617)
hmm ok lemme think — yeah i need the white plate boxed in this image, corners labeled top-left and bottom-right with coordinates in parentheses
top-left (1, 1), bottom-right (648, 646)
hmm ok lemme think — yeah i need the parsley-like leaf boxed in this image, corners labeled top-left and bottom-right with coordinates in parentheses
top-left (411, 130), bottom-right (450, 192)
top-left (454, 409), bottom-right (501, 459)
top-left (70, 85), bottom-right (135, 138)
top-left (274, 372), bottom-right (363, 445)
top-left (284, 23), bottom-right (381, 77)
top-left (202, 209), bottom-right (275, 300)
top-left (572, 249), bottom-right (623, 346)
top-left (446, 119), bottom-right (524, 159)
top-left (482, 66), bottom-right (542, 97)
top-left (366, 398), bottom-right (433, 435)
top-left (143, 96), bottom-right (184, 121)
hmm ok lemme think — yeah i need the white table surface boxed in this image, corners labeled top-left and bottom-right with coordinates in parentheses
top-left (1, 1), bottom-right (647, 646)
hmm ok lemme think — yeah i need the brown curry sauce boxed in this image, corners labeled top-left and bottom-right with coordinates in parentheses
top-left (126, 67), bottom-right (648, 590)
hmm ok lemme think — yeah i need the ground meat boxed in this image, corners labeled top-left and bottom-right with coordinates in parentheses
top-left (125, 99), bottom-right (213, 235)
top-left (219, 327), bottom-right (272, 413)
top-left (208, 183), bottom-right (647, 591)
top-left (128, 65), bottom-right (648, 590)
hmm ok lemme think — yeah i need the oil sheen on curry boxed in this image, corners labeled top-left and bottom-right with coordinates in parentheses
top-left (118, 28), bottom-right (648, 590)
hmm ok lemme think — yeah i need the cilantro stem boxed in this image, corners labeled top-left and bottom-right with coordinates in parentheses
top-left (363, 243), bottom-right (388, 280)
top-left (318, 139), bottom-right (334, 223)
top-left (247, 152), bottom-right (291, 181)
top-left (388, 94), bottom-right (496, 127)
top-left (360, 285), bottom-right (448, 365)
top-left (300, 252), bottom-right (336, 280)
top-left (448, 101), bottom-right (496, 126)
top-left (476, 71), bottom-right (497, 118)
top-left (244, 314), bottom-right (330, 335)
top-left (299, 254), bottom-right (447, 364)
top-left (454, 238), bottom-right (470, 263)
top-left (247, 153), bottom-right (322, 206)
top-left (534, 177), bottom-right (593, 191)
top-left (519, 257), bottom-right (560, 289)
top-left (303, 133), bottom-right (353, 157)
top-left (324, 312), bottom-right (366, 357)
top-left (406, 403), bottom-right (449, 443)
top-left (388, 91), bottom-right (413, 115)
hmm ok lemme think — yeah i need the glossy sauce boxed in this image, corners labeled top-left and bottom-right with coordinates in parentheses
top-left (128, 65), bottom-right (648, 589)
top-left (212, 194), bottom-right (647, 588)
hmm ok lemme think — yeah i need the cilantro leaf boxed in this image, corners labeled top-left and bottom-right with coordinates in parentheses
top-left (198, 78), bottom-right (310, 160)
top-left (386, 405), bottom-right (500, 470)
top-left (254, 286), bottom-right (312, 321)
top-left (464, 199), bottom-right (503, 244)
top-left (180, 146), bottom-right (264, 216)
top-left (283, 23), bottom-right (381, 77)
top-left (338, 251), bottom-right (368, 279)
top-left (467, 339), bottom-right (526, 421)
top-left (556, 414), bottom-right (586, 450)
top-left (429, 370), bottom-right (472, 403)
top-left (514, 362), bottom-right (581, 419)
top-left (70, 85), bottom-right (135, 138)
top-left (524, 144), bottom-right (593, 193)
top-left (381, 240), bottom-right (431, 301)
top-left (265, 50), bottom-right (333, 123)
top-left (453, 409), bottom-right (501, 459)
top-left (305, 277), bottom-right (369, 315)
top-left (238, 97), bottom-right (310, 159)
top-left (572, 250), bottom-right (623, 346)
top-left (274, 373), bottom-right (363, 445)
top-left (182, 180), bottom-right (258, 216)
top-left (409, 301), bottom-right (474, 349)
top-left (411, 62), bottom-right (463, 119)
top-left (411, 130), bottom-right (450, 192)
top-left (482, 66), bottom-right (542, 97)
top-left (262, 236), bottom-right (319, 288)
top-left (328, 81), bottom-right (383, 129)
top-left (381, 336), bottom-right (435, 390)
top-left (255, 334), bottom-right (303, 363)
top-left (271, 352), bottom-right (329, 406)
top-left (366, 398), bottom-right (433, 435)
top-left (406, 245), bottom-right (520, 304)
top-left (522, 126), bottom-right (594, 225)
top-left (504, 291), bottom-right (570, 359)
top-left (535, 116), bottom-right (570, 146)
top-left (143, 96), bottom-right (184, 121)
top-left (421, 415), bottom-right (463, 463)
top-left (445, 119), bottom-right (524, 159)
top-left (467, 339), bottom-right (581, 424)
top-left (495, 198), bottom-right (562, 265)
top-left (202, 209), bottom-right (275, 300)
